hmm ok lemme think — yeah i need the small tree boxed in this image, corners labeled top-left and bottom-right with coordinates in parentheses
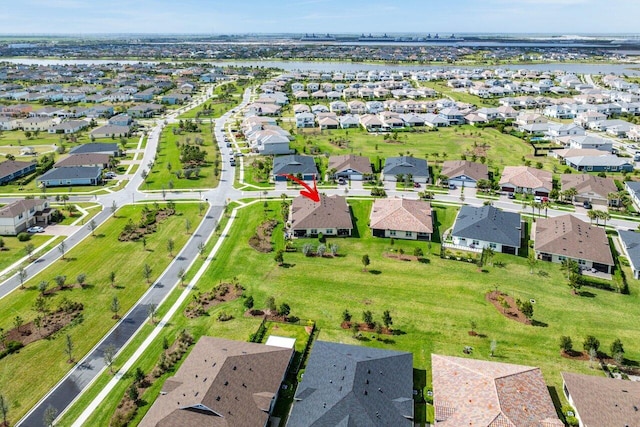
top-left (470, 320), bottom-right (478, 335)
top-left (143, 264), bottom-right (152, 284)
top-left (490, 339), bottom-right (497, 357)
top-left (18, 267), bottom-right (27, 290)
top-left (76, 273), bottom-right (87, 288)
top-left (110, 295), bottom-right (120, 319)
top-left (583, 335), bottom-right (600, 353)
top-left (519, 300), bottom-right (534, 320)
top-left (24, 242), bottom-right (35, 260)
top-left (351, 321), bottom-right (360, 337)
top-left (103, 343), bottom-right (117, 374)
top-left (610, 338), bottom-right (624, 357)
top-left (128, 384), bottom-right (139, 406)
top-left (527, 252), bottom-right (537, 274)
top-left (560, 336), bottom-right (573, 353)
top-left (342, 309), bottom-right (352, 323)
top-left (167, 238), bottom-right (175, 257)
top-left (198, 241), bottom-right (206, 258)
top-left (38, 280), bottom-right (48, 296)
top-left (568, 272), bottom-right (582, 294)
top-left (265, 296), bottom-right (276, 312)
top-left (54, 275), bottom-right (66, 290)
top-left (274, 249), bottom-right (284, 266)
top-left (14, 316), bottom-right (24, 334)
top-left (185, 218), bottom-right (192, 234)
top-left (65, 334), bottom-right (74, 363)
top-left (58, 240), bottom-right (66, 260)
top-left (382, 310), bottom-right (393, 329)
top-left (147, 304), bottom-right (157, 324)
top-left (278, 303), bottom-right (291, 317)
top-left (110, 200), bottom-right (118, 216)
top-left (88, 219), bottom-right (97, 236)
top-left (109, 271), bottom-right (116, 288)
top-left (361, 254), bottom-right (370, 272)
top-left (0, 393), bottom-right (9, 427)
top-left (243, 295), bottom-right (254, 309)
top-left (362, 310), bottom-right (374, 328)
top-left (43, 405), bottom-right (58, 427)
top-left (178, 267), bottom-right (186, 286)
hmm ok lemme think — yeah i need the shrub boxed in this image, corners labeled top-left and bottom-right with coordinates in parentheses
top-left (559, 336), bottom-right (573, 352)
top-left (217, 312), bottom-right (233, 322)
top-left (17, 232), bottom-right (31, 242)
top-left (583, 335), bottom-right (600, 352)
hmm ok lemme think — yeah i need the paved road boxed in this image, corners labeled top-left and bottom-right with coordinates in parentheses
top-left (15, 87), bottom-right (251, 427)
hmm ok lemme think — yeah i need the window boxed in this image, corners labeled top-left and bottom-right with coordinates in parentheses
top-left (472, 240), bottom-right (480, 246)
top-left (405, 231), bottom-right (412, 237)
top-left (310, 229), bottom-right (317, 235)
top-left (578, 259), bottom-right (586, 265)
top-left (326, 229), bottom-right (333, 234)
top-left (558, 256), bottom-right (566, 261)
top-left (389, 230), bottom-right (396, 236)
top-left (489, 243), bottom-right (497, 249)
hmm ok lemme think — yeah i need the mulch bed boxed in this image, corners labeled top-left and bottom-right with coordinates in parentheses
top-left (560, 350), bottom-right (590, 361)
top-left (485, 291), bottom-right (530, 325)
top-left (249, 219), bottom-right (278, 253)
top-left (340, 321), bottom-right (392, 335)
top-left (2, 305), bottom-right (83, 348)
top-left (244, 309), bottom-right (295, 323)
top-left (118, 208), bottom-right (175, 242)
top-left (383, 253), bottom-right (420, 262)
top-left (184, 282), bottom-right (242, 318)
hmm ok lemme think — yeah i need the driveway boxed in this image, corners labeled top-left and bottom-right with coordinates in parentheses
top-left (43, 224), bottom-right (82, 236)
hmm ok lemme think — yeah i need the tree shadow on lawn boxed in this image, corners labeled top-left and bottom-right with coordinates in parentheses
top-left (418, 258), bottom-right (430, 264)
top-left (578, 290), bottom-right (596, 298)
top-left (392, 329), bottom-right (407, 336)
top-left (376, 337), bottom-right (396, 345)
top-left (531, 319), bottom-right (548, 327)
top-left (94, 233), bottom-right (106, 238)
top-left (280, 263), bottom-right (296, 269)
top-left (369, 269), bottom-right (382, 275)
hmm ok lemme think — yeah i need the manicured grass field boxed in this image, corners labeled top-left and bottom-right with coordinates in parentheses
top-left (178, 100), bottom-right (238, 119)
top-left (289, 125), bottom-right (558, 173)
top-left (0, 203), bottom-right (203, 423)
top-left (0, 234), bottom-right (54, 272)
top-left (144, 123), bottom-right (221, 191)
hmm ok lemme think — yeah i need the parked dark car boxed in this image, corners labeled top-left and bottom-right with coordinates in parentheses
top-left (583, 200), bottom-right (592, 209)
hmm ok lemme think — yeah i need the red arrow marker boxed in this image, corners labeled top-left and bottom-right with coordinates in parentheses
top-left (280, 174), bottom-right (320, 202)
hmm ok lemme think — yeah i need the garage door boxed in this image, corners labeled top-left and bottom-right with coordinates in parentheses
top-left (350, 174), bottom-right (363, 181)
top-left (451, 179), bottom-right (476, 188)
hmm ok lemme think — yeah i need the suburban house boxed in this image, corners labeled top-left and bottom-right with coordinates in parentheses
top-left (618, 230), bottom-right (640, 279)
top-left (534, 214), bottom-right (614, 273)
top-left (0, 160), bottom-right (36, 184)
top-left (0, 199), bottom-right (55, 236)
top-left (432, 354), bottom-right (563, 427)
top-left (563, 154), bottom-right (634, 173)
top-left (625, 181), bottom-right (640, 211)
top-left (90, 125), bottom-right (131, 139)
top-left (54, 153), bottom-right (111, 169)
top-left (561, 135), bottom-right (613, 152)
top-left (37, 166), bottom-right (103, 187)
top-left (382, 156), bottom-right (429, 183)
top-left (440, 160), bottom-right (489, 188)
top-left (138, 337), bottom-right (293, 427)
top-left (21, 116), bottom-right (54, 132)
top-left (561, 174), bottom-right (618, 206)
top-left (289, 195), bottom-right (353, 238)
top-left (295, 112), bottom-right (315, 128)
top-left (450, 205), bottom-right (522, 254)
top-left (272, 155), bottom-right (319, 181)
top-left (369, 198), bottom-right (432, 241)
top-left (69, 143), bottom-right (121, 157)
top-left (327, 154), bottom-right (372, 181)
top-left (499, 166), bottom-right (552, 196)
top-left (561, 372), bottom-right (640, 427)
top-left (287, 341), bottom-right (413, 427)
top-left (47, 119), bottom-right (88, 134)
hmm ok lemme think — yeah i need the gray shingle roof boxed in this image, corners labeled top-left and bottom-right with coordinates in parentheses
top-left (452, 205), bottom-right (522, 248)
top-left (383, 156), bottom-right (429, 178)
top-left (38, 166), bottom-right (102, 181)
top-left (69, 143), bottom-right (119, 155)
top-left (619, 230), bottom-right (640, 274)
top-left (287, 341), bottom-right (413, 427)
top-left (273, 154), bottom-right (318, 176)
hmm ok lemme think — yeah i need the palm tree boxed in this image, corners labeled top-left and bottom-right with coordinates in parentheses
top-left (598, 210), bottom-right (611, 228)
top-left (541, 200), bottom-right (550, 218)
top-left (561, 258), bottom-right (579, 279)
top-left (564, 187), bottom-right (578, 203)
top-left (587, 209), bottom-right (598, 224)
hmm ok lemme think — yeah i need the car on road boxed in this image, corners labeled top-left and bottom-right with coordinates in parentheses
top-left (105, 172), bottom-right (117, 179)
top-left (413, 182), bottom-right (421, 188)
top-left (27, 226), bottom-right (45, 233)
top-left (229, 160), bottom-right (236, 167)
top-left (226, 142), bottom-right (232, 147)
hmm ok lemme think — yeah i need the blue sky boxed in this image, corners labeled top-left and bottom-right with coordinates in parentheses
top-left (0, 0), bottom-right (638, 35)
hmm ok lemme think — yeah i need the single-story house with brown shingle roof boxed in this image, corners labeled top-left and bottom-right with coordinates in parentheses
top-left (440, 160), bottom-right (489, 188)
top-left (138, 337), bottom-right (293, 427)
top-left (369, 198), bottom-right (432, 241)
top-left (534, 214), bottom-right (614, 273)
top-left (54, 153), bottom-right (111, 169)
top-left (562, 372), bottom-right (640, 427)
top-left (327, 154), bottom-right (372, 181)
top-left (561, 173), bottom-right (619, 206)
top-left (432, 354), bottom-right (563, 427)
top-left (0, 160), bottom-right (36, 184)
top-left (289, 195), bottom-right (353, 238)
top-left (499, 166), bottom-right (552, 196)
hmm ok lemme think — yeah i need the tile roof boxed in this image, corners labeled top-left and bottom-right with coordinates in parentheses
top-left (287, 341), bottom-right (413, 427)
top-left (290, 195), bottom-right (353, 231)
top-left (562, 372), bottom-right (640, 427)
top-left (560, 174), bottom-right (617, 199)
top-left (432, 354), bottom-right (563, 427)
top-left (452, 206), bottom-right (522, 248)
top-left (534, 214), bottom-right (614, 266)
top-left (139, 337), bottom-right (293, 427)
top-left (499, 166), bottom-right (552, 191)
top-left (328, 154), bottom-right (372, 175)
top-left (441, 160), bottom-right (489, 183)
top-left (369, 198), bottom-right (432, 234)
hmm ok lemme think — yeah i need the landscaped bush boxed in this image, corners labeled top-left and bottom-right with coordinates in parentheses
top-left (17, 232), bottom-right (31, 242)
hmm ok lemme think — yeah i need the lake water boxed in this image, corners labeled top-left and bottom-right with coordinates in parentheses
top-left (2, 58), bottom-right (639, 75)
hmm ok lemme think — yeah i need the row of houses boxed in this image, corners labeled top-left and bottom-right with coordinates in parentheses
top-left (137, 333), bottom-right (634, 427)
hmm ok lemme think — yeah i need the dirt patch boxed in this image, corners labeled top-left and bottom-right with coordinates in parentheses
top-left (560, 350), bottom-right (590, 361)
top-left (118, 207), bottom-right (175, 242)
top-left (249, 219), bottom-right (278, 253)
top-left (329, 138), bottom-right (350, 149)
top-left (185, 282), bottom-right (243, 318)
top-left (384, 138), bottom-right (403, 144)
top-left (2, 303), bottom-right (83, 348)
top-left (383, 253), bottom-right (420, 262)
top-left (340, 321), bottom-right (392, 335)
top-left (486, 291), bottom-right (531, 325)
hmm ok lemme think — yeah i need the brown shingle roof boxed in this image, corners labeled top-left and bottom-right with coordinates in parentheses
top-left (0, 199), bottom-right (45, 218)
top-left (499, 166), bottom-right (552, 191)
top-left (328, 154), bottom-right (372, 175)
top-left (432, 354), bottom-right (563, 427)
top-left (560, 174), bottom-right (617, 199)
top-left (534, 214), bottom-right (614, 266)
top-left (562, 372), bottom-right (640, 427)
top-left (441, 160), bottom-right (489, 182)
top-left (54, 153), bottom-right (111, 168)
top-left (369, 198), bottom-right (432, 234)
top-left (0, 160), bottom-right (34, 179)
top-left (290, 195), bottom-right (353, 231)
top-left (139, 337), bottom-right (293, 427)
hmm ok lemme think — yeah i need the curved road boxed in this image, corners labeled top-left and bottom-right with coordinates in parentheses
top-left (13, 88), bottom-right (251, 427)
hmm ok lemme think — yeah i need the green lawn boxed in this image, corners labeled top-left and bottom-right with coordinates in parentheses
top-left (55, 198), bottom-right (640, 425)
top-left (287, 125), bottom-right (558, 174)
top-left (419, 81), bottom-right (500, 108)
top-left (0, 202), bottom-right (203, 423)
top-left (0, 234), bottom-right (54, 272)
top-left (144, 124), bottom-right (221, 191)
top-left (178, 100), bottom-right (238, 119)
